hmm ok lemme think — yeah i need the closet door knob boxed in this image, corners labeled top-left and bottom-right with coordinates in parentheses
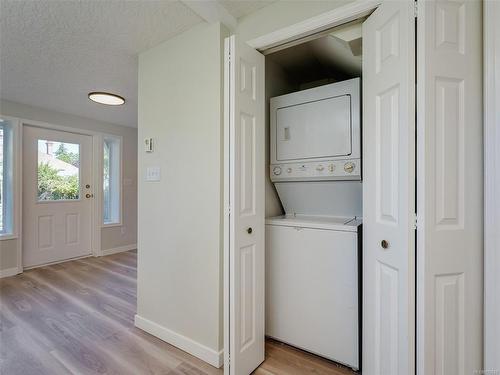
top-left (381, 240), bottom-right (389, 249)
top-left (247, 227), bottom-right (253, 234)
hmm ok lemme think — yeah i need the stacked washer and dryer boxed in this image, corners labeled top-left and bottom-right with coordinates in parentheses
top-left (265, 78), bottom-right (362, 370)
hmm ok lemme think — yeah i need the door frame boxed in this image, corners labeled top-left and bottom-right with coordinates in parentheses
top-left (484, 0), bottom-right (500, 370)
top-left (227, 0), bottom-right (490, 373)
top-left (17, 118), bottom-right (104, 270)
top-left (245, 0), bottom-right (381, 52)
top-left (224, 0), bottom-right (382, 372)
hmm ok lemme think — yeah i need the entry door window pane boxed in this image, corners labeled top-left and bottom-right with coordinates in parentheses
top-left (37, 140), bottom-right (80, 201)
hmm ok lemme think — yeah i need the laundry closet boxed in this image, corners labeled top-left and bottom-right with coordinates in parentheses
top-left (224, 2), bottom-right (481, 374)
top-left (263, 21), bottom-right (364, 371)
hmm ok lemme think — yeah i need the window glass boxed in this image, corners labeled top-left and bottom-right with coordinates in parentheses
top-left (103, 137), bottom-right (120, 224)
top-left (0, 126), bottom-right (4, 232)
top-left (37, 140), bottom-right (80, 201)
top-left (0, 120), bottom-right (14, 234)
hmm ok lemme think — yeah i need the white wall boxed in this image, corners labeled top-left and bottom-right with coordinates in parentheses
top-left (136, 22), bottom-right (227, 363)
top-left (484, 0), bottom-right (500, 371)
top-left (0, 99), bottom-right (138, 272)
top-left (0, 239), bottom-right (17, 272)
top-left (134, 0), bottom-right (359, 366)
top-left (237, 0), bottom-right (354, 43)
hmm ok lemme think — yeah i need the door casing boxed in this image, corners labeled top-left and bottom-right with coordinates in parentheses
top-left (22, 125), bottom-right (94, 267)
top-left (16, 118), bottom-right (105, 269)
top-left (483, 0), bottom-right (499, 370)
top-left (225, 0), bottom-right (486, 373)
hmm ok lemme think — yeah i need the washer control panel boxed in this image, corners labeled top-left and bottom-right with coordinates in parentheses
top-left (270, 159), bottom-right (361, 182)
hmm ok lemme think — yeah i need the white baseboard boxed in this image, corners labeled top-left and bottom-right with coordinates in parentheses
top-left (0, 267), bottom-right (19, 278)
top-left (134, 314), bottom-right (223, 368)
top-left (101, 244), bottom-right (137, 256)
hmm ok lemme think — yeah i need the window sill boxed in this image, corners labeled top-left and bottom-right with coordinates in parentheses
top-left (102, 222), bottom-right (122, 228)
top-left (0, 234), bottom-right (18, 241)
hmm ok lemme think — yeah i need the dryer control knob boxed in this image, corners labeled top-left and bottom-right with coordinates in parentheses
top-left (344, 162), bottom-right (355, 173)
top-left (287, 167), bottom-right (292, 173)
top-left (273, 166), bottom-right (282, 176)
top-left (316, 165), bottom-right (324, 172)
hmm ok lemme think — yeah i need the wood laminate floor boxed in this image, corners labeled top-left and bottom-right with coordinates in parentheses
top-left (0, 251), bottom-right (356, 375)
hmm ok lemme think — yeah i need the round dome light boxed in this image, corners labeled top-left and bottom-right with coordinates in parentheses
top-left (88, 92), bottom-right (125, 106)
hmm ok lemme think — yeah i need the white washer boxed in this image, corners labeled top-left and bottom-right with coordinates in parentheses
top-left (265, 215), bottom-right (361, 370)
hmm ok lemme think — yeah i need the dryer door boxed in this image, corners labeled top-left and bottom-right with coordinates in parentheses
top-left (276, 94), bottom-right (352, 161)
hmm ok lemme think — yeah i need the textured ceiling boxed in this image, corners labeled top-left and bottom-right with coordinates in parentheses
top-left (218, 0), bottom-right (274, 19)
top-left (0, 0), bottom-right (273, 128)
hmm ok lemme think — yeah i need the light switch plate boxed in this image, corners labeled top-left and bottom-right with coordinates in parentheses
top-left (146, 166), bottom-right (161, 182)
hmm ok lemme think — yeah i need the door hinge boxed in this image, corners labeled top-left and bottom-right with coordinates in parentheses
top-left (413, 213), bottom-right (418, 230)
top-left (226, 206), bottom-right (231, 215)
top-left (414, 2), bottom-right (419, 18)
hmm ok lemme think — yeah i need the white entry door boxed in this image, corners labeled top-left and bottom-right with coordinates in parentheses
top-left (224, 35), bottom-right (265, 375)
top-left (416, 1), bottom-right (483, 374)
top-left (362, 1), bottom-right (415, 375)
top-left (23, 126), bottom-right (93, 268)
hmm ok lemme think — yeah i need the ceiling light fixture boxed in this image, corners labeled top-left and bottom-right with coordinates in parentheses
top-left (88, 92), bottom-right (125, 106)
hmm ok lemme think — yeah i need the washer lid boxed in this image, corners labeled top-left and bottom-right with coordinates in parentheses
top-left (265, 215), bottom-right (361, 232)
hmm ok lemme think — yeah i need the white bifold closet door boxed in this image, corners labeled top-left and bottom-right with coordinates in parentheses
top-left (362, 1), bottom-right (416, 375)
top-left (224, 35), bottom-right (265, 375)
top-left (416, 1), bottom-right (483, 374)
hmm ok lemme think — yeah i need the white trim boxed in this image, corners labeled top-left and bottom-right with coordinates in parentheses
top-left (225, 3), bottom-right (384, 373)
top-left (93, 134), bottom-right (103, 256)
top-left (22, 253), bottom-right (92, 271)
top-left (0, 116), bottom-right (23, 273)
top-left (0, 117), bottom-right (21, 241)
top-left (18, 118), bottom-right (103, 258)
top-left (0, 114), bottom-right (132, 272)
top-left (2, 115), bottom-right (128, 268)
top-left (134, 315), bottom-right (223, 368)
top-left (17, 120), bottom-right (23, 274)
top-left (246, 0), bottom-right (380, 52)
top-left (180, 0), bottom-right (236, 31)
top-left (19, 118), bottom-right (100, 137)
top-left (19, 122), bottom-right (102, 267)
top-left (101, 134), bottom-right (123, 227)
top-left (223, 35), bottom-right (231, 374)
top-left (101, 243), bottom-right (136, 256)
top-left (484, 1), bottom-right (500, 372)
top-left (0, 234), bottom-right (18, 240)
top-left (101, 223), bottom-right (122, 228)
top-left (0, 267), bottom-right (19, 278)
